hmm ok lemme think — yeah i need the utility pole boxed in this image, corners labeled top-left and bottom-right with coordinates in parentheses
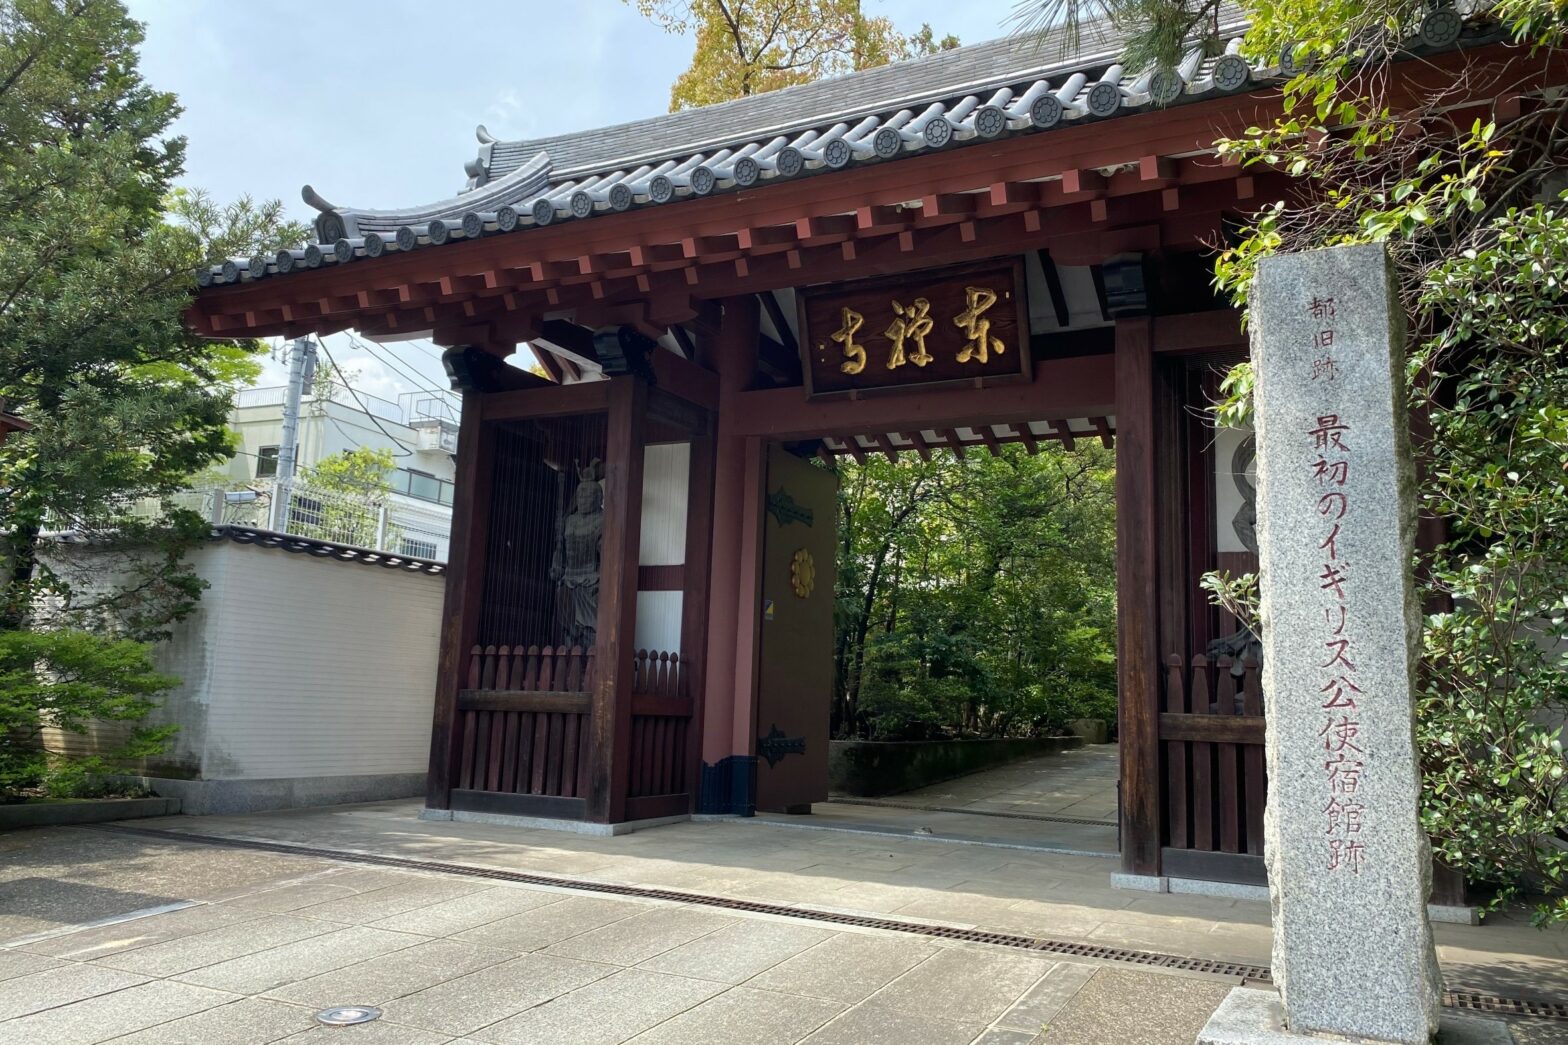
top-left (269, 336), bottom-right (317, 531)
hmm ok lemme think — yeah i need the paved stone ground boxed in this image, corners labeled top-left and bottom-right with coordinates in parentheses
top-left (3, 811), bottom-right (1566, 1043)
top-left (884, 744), bottom-right (1120, 821)
top-left (1, 826), bottom-right (1237, 1045)
top-left (801, 746), bottom-right (1120, 854)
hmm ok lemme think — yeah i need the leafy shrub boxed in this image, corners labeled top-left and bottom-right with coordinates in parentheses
top-left (0, 629), bottom-right (178, 801)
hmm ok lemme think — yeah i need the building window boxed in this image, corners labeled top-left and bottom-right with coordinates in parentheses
top-left (391, 467), bottom-right (455, 506)
top-left (400, 537), bottom-right (438, 559)
top-left (256, 446), bottom-right (280, 478)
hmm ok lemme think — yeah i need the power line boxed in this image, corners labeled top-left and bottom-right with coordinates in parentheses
top-left (315, 340), bottom-right (416, 458)
top-left (344, 332), bottom-right (453, 400)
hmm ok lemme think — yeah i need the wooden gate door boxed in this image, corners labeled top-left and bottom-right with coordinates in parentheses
top-left (754, 445), bottom-right (838, 813)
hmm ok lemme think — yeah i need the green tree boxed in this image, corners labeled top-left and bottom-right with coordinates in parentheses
top-left (1022, 0), bottom-right (1568, 921)
top-left (0, 0), bottom-right (306, 638)
top-left (292, 447), bottom-right (398, 550)
top-left (0, 0), bottom-right (304, 798)
top-left (835, 445), bottom-right (1117, 740)
top-left (628, 0), bottom-right (958, 111)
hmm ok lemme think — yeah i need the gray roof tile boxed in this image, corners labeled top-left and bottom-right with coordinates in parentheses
top-left (197, 5), bottom-right (1492, 288)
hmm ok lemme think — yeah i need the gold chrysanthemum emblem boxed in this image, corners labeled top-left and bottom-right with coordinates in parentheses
top-left (789, 549), bottom-right (815, 598)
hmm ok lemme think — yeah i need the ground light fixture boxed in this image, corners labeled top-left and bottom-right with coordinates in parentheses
top-left (314, 1006), bottom-right (382, 1026)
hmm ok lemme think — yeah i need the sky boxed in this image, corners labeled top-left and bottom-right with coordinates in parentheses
top-left (127, 1), bottom-right (1023, 403)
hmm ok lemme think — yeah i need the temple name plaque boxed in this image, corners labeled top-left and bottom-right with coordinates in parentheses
top-left (798, 260), bottom-right (1031, 399)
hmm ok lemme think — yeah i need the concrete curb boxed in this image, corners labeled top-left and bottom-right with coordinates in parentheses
top-left (0, 796), bottom-right (181, 830)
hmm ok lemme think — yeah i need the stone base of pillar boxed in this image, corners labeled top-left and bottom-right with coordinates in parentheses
top-left (1197, 987), bottom-right (1513, 1045)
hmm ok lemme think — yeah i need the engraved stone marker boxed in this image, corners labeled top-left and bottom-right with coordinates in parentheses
top-left (1201, 243), bottom-right (1450, 1045)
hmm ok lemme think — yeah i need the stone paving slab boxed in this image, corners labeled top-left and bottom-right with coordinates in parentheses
top-left (624, 985), bottom-right (844, 1045)
top-left (451, 894), bottom-right (655, 952)
top-left (475, 967), bottom-right (725, 1045)
top-left (743, 931), bottom-right (940, 1005)
top-left (286, 876), bottom-right (487, 925)
top-left (276, 1021), bottom-right (449, 1045)
top-left (798, 1003), bottom-right (988, 1045)
top-left (994, 960), bottom-right (1099, 1034)
top-left (103, 997), bottom-right (319, 1044)
top-left (0, 947), bottom-right (64, 981)
top-left (266, 937), bottom-right (514, 1009)
top-left (1038, 969), bottom-right (1233, 1045)
top-left (0, 979), bottom-right (235, 1045)
top-left (175, 924), bottom-right (426, 994)
top-left (861, 946), bottom-right (1055, 1025)
top-left (542, 904), bottom-right (737, 965)
top-left (94, 913), bottom-right (341, 977)
top-left (0, 962), bottom-right (149, 1021)
top-left (18, 901), bottom-right (264, 961)
top-left (366, 884), bottom-right (563, 936)
top-left (637, 918), bottom-right (836, 984)
top-left (376, 952), bottom-right (613, 1036)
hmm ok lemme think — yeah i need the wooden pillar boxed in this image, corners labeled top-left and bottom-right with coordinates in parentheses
top-left (702, 296), bottom-right (761, 768)
top-left (587, 376), bottom-right (648, 823)
top-left (425, 392), bottom-right (497, 810)
top-left (1116, 317), bottom-right (1162, 876)
top-left (1154, 361), bottom-right (1189, 681)
top-left (730, 434), bottom-right (767, 757)
top-left (681, 425), bottom-right (717, 809)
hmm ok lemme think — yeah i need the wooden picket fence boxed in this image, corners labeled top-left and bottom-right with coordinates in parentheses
top-left (626, 649), bottom-right (692, 801)
top-left (452, 644), bottom-right (694, 814)
top-left (1160, 654), bottom-right (1266, 859)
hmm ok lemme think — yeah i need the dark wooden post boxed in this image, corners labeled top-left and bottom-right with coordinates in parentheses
top-left (1155, 362), bottom-right (1189, 675)
top-left (426, 392), bottom-right (497, 810)
top-left (681, 425), bottom-right (717, 810)
top-left (587, 376), bottom-right (648, 822)
top-left (1116, 316), bottom-right (1162, 876)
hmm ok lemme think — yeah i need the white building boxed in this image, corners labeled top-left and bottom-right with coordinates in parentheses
top-left (210, 381), bottom-right (460, 560)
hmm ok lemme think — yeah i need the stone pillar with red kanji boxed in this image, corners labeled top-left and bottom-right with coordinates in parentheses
top-left (1202, 243), bottom-right (1452, 1044)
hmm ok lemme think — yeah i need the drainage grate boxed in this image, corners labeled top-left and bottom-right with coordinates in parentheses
top-left (91, 825), bottom-right (1564, 1022)
top-left (828, 797), bottom-right (1117, 828)
top-left (1444, 990), bottom-right (1568, 1021)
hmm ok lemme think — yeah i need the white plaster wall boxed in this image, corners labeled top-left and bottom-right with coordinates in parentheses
top-left (197, 542), bottom-right (442, 779)
top-left (639, 441), bottom-right (690, 566)
top-left (633, 441), bottom-right (690, 656)
top-left (36, 543), bottom-right (221, 776)
top-left (634, 591), bottom-right (684, 655)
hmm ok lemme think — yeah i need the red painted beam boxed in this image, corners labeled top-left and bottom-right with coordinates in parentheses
top-left (728, 355), bottom-right (1115, 442)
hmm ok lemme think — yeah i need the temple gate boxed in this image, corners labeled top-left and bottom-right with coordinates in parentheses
top-left (186, 6), bottom-right (1517, 895)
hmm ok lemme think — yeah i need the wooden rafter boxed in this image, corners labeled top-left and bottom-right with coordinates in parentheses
top-left (902, 429), bottom-right (932, 462)
top-left (669, 325), bottom-right (696, 360)
top-left (976, 426), bottom-right (1002, 456)
top-left (840, 436), bottom-right (867, 465)
top-left (1091, 415), bottom-right (1115, 448)
top-left (1035, 249), bottom-right (1070, 328)
top-left (938, 428), bottom-right (967, 460)
top-left (1048, 419), bottom-right (1077, 451)
top-left (871, 432), bottom-right (899, 462)
top-left (531, 343), bottom-right (564, 384)
top-left (1012, 423), bottom-right (1039, 455)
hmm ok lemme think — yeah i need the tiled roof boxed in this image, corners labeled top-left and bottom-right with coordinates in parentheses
top-left (215, 525), bottom-right (445, 574)
top-left (198, 6), bottom-right (1486, 289)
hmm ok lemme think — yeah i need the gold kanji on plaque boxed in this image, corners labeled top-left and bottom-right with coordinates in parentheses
top-left (954, 286), bottom-right (1005, 364)
top-left (883, 297), bottom-right (935, 369)
top-left (827, 306), bottom-right (866, 374)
